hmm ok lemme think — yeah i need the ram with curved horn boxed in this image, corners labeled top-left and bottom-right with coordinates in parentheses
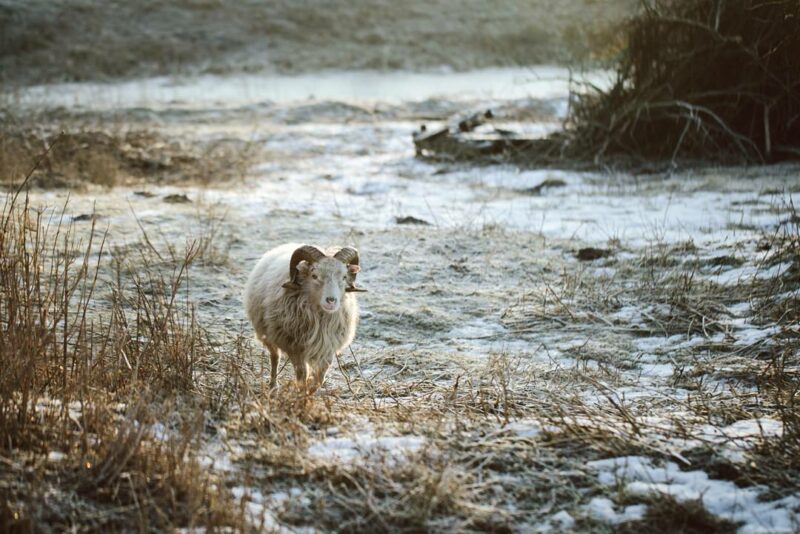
top-left (244, 243), bottom-right (367, 393)
top-left (282, 245), bottom-right (327, 290)
top-left (334, 247), bottom-right (367, 292)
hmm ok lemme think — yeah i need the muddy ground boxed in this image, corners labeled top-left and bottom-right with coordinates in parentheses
top-left (3, 66), bottom-right (799, 531)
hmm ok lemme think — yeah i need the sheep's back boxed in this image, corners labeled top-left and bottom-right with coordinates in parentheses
top-left (244, 243), bottom-right (299, 340)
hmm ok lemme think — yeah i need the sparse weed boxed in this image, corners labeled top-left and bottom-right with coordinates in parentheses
top-left (0, 166), bottom-right (246, 529)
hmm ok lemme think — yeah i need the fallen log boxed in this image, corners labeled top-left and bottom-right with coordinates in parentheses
top-left (413, 109), bottom-right (567, 165)
top-left (458, 109), bottom-right (493, 132)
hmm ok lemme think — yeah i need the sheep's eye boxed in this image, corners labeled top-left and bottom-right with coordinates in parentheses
top-left (311, 274), bottom-right (318, 280)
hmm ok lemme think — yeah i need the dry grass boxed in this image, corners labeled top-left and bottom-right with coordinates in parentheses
top-left (3, 188), bottom-right (798, 530)
top-left (0, 161), bottom-right (248, 530)
top-left (619, 495), bottom-right (738, 533)
top-left (738, 209), bottom-right (800, 497)
top-left (497, 197), bottom-right (800, 501)
top-left (2, 144), bottom-right (798, 530)
top-left (0, 119), bottom-right (257, 189)
top-left (565, 0), bottom-right (800, 165)
top-left (203, 357), bottom-right (604, 532)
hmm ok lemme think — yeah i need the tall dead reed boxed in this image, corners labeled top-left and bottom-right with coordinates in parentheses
top-left (0, 160), bottom-right (244, 529)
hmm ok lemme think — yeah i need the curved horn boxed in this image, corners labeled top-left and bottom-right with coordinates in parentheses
top-left (282, 245), bottom-right (326, 290)
top-left (333, 247), bottom-right (359, 266)
top-left (334, 247), bottom-right (368, 293)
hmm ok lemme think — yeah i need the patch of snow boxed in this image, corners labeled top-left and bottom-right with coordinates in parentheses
top-left (719, 448), bottom-right (748, 464)
top-left (640, 362), bottom-right (675, 378)
top-left (198, 439), bottom-right (243, 472)
top-left (635, 334), bottom-right (685, 353)
top-left (308, 433), bottom-right (425, 465)
top-left (710, 262), bottom-right (792, 286)
top-left (47, 451), bottom-right (67, 462)
top-left (447, 319), bottom-right (506, 340)
top-left (269, 487), bottom-right (311, 509)
top-left (551, 510), bottom-right (576, 529)
top-left (557, 339), bottom-right (590, 351)
top-left (733, 325), bottom-right (780, 346)
top-left (612, 305), bottom-right (646, 326)
top-left (700, 418), bottom-right (783, 446)
top-left (151, 422), bottom-right (169, 442)
top-left (593, 266), bottom-right (617, 277)
top-left (727, 301), bottom-right (752, 317)
top-left (503, 420), bottom-right (543, 438)
top-left (585, 497), bottom-right (646, 524)
top-left (586, 497), bottom-right (617, 522)
top-left (588, 455), bottom-right (800, 533)
top-left (724, 418), bottom-right (783, 438)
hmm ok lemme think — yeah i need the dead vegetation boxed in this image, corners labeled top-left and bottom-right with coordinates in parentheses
top-left (0, 115), bottom-right (257, 188)
top-left (209, 204), bottom-right (799, 529)
top-left (0, 164), bottom-right (249, 529)
top-left (415, 0), bottom-right (800, 168)
top-left (501, 198), bottom-right (800, 506)
top-left (3, 179), bottom-right (799, 530)
top-left (2, 140), bottom-right (799, 530)
top-left (565, 0), bottom-right (800, 165)
top-left (619, 495), bottom-right (738, 533)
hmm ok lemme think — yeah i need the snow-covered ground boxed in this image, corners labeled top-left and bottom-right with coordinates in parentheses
top-left (12, 68), bottom-right (800, 532)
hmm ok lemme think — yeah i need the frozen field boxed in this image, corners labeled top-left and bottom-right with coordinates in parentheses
top-left (5, 68), bottom-right (800, 531)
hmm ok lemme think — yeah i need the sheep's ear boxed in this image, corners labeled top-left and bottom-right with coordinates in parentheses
top-left (283, 261), bottom-right (310, 290)
top-left (345, 264), bottom-right (364, 291)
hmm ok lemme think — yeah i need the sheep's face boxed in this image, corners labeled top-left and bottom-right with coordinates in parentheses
top-left (298, 258), bottom-right (357, 314)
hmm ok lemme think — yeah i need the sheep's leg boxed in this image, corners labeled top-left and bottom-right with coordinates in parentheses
top-left (266, 344), bottom-right (280, 389)
top-left (308, 355), bottom-right (333, 393)
top-left (309, 353), bottom-right (334, 394)
top-left (292, 357), bottom-right (310, 391)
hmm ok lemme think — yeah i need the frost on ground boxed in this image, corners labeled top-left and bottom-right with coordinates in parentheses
top-left (308, 432), bottom-right (425, 465)
top-left (4, 71), bottom-right (800, 532)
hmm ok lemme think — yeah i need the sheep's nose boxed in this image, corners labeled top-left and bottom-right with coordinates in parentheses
top-left (326, 297), bottom-right (337, 304)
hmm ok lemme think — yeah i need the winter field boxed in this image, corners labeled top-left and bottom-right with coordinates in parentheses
top-left (1, 1), bottom-right (799, 530)
top-left (2, 66), bottom-right (798, 532)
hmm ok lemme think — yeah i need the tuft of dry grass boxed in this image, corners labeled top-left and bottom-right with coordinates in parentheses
top-left (0, 155), bottom-right (248, 530)
top-left (0, 122), bottom-right (257, 189)
top-left (738, 205), bottom-right (800, 496)
top-left (566, 0), bottom-right (800, 165)
top-left (619, 495), bottom-right (738, 533)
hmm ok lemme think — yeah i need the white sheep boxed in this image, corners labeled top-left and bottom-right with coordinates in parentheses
top-left (243, 243), bottom-right (366, 392)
